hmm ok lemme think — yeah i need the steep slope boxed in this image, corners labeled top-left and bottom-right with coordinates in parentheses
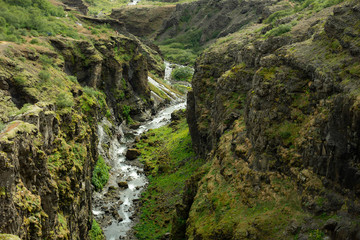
top-left (184, 0), bottom-right (360, 239)
top-left (0, 0), bottom-right (171, 239)
top-left (155, 0), bottom-right (289, 64)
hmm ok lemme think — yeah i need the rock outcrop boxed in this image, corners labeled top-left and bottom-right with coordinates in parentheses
top-left (110, 5), bottom-right (176, 39)
top-left (62, 0), bottom-right (89, 15)
top-left (184, 1), bottom-right (360, 239)
top-left (156, 0), bottom-right (282, 46)
top-left (0, 16), bottom-right (165, 238)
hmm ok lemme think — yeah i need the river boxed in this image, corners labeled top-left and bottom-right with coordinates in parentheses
top-left (92, 64), bottom-right (187, 240)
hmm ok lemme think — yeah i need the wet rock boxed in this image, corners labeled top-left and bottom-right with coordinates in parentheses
top-left (171, 110), bottom-right (184, 121)
top-left (117, 181), bottom-right (129, 188)
top-left (160, 232), bottom-right (171, 240)
top-left (130, 123), bottom-right (141, 130)
top-left (126, 149), bottom-right (141, 160)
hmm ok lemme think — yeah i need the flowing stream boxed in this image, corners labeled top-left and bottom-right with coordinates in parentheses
top-left (93, 64), bottom-right (187, 240)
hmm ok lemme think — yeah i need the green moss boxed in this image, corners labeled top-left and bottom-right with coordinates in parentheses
top-left (56, 92), bottom-right (74, 109)
top-left (265, 24), bottom-right (292, 37)
top-left (134, 117), bottom-right (204, 239)
top-left (89, 219), bottom-right (105, 240)
top-left (92, 156), bottom-right (111, 191)
top-left (171, 66), bottom-right (193, 82)
top-left (0, 234), bottom-right (21, 240)
top-left (56, 213), bottom-right (70, 238)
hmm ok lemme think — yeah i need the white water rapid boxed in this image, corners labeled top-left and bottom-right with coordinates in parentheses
top-left (93, 63), bottom-right (188, 240)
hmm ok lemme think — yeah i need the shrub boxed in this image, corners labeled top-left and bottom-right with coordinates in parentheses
top-left (89, 219), bottom-right (105, 240)
top-left (171, 66), bottom-right (193, 82)
top-left (38, 70), bottom-right (51, 82)
top-left (122, 105), bottom-right (132, 123)
top-left (67, 75), bottom-right (78, 83)
top-left (13, 75), bottom-right (27, 85)
top-left (56, 92), bottom-right (74, 109)
top-left (39, 55), bottom-right (53, 66)
top-left (265, 24), bottom-right (292, 37)
top-left (92, 156), bottom-right (111, 191)
top-left (0, 121), bottom-right (6, 132)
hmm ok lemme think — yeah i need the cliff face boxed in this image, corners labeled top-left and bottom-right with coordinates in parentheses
top-left (0, 103), bottom-right (96, 239)
top-left (185, 1), bottom-right (360, 239)
top-left (62, 0), bottom-right (89, 15)
top-left (110, 5), bottom-right (176, 39)
top-left (0, 24), bottom-right (163, 238)
top-left (50, 35), bottom-right (154, 122)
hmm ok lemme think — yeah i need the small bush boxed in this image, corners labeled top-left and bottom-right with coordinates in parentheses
top-left (89, 219), bottom-right (105, 240)
top-left (67, 75), bottom-right (78, 83)
top-left (265, 24), bottom-right (292, 37)
top-left (56, 92), bottom-right (74, 109)
top-left (38, 70), bottom-right (51, 82)
top-left (39, 55), bottom-right (53, 66)
top-left (13, 75), bottom-right (27, 85)
top-left (171, 66), bottom-right (193, 82)
top-left (122, 105), bottom-right (132, 123)
top-left (0, 121), bottom-right (6, 132)
top-left (92, 156), bottom-right (111, 191)
top-left (30, 38), bottom-right (39, 44)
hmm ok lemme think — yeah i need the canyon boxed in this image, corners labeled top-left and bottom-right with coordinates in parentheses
top-left (0, 0), bottom-right (360, 239)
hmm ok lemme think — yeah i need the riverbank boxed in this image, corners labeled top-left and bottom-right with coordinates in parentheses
top-left (133, 112), bottom-right (205, 239)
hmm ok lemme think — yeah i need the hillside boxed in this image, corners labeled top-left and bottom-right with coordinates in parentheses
top-left (184, 0), bottom-right (360, 239)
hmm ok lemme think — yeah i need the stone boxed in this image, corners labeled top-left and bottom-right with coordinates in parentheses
top-left (117, 181), bottom-right (128, 188)
top-left (126, 149), bottom-right (141, 160)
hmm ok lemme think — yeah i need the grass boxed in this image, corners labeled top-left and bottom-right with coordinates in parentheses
top-left (134, 116), bottom-right (204, 239)
top-left (171, 66), bottom-right (193, 82)
top-left (157, 29), bottom-right (203, 65)
top-left (0, 0), bottom-right (81, 43)
top-left (89, 219), bottom-right (105, 240)
top-left (92, 156), bottom-right (111, 191)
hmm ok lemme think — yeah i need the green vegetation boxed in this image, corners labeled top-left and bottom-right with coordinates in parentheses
top-left (38, 70), bottom-right (51, 82)
top-left (265, 24), bottom-right (292, 37)
top-left (157, 29), bottom-right (203, 65)
top-left (0, 121), bottom-right (5, 132)
top-left (92, 156), bottom-right (111, 191)
top-left (122, 105), bottom-right (132, 124)
top-left (89, 219), bottom-right (105, 240)
top-left (134, 116), bottom-right (204, 239)
top-left (56, 93), bottom-right (75, 109)
top-left (0, 0), bottom-right (80, 43)
top-left (171, 66), bottom-right (193, 82)
top-left (86, 0), bottom-right (128, 16)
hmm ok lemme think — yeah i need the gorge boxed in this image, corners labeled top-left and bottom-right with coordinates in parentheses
top-left (0, 0), bottom-right (360, 239)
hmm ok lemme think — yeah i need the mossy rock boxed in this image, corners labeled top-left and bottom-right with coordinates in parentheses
top-left (0, 234), bottom-right (21, 240)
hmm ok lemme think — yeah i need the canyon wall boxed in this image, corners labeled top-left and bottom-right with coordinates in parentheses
top-left (183, 1), bottom-right (360, 239)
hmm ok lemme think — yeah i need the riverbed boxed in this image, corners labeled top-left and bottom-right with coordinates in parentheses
top-left (92, 63), bottom-right (187, 240)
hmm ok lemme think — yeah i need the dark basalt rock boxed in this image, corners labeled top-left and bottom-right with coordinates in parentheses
top-left (126, 149), bottom-right (141, 160)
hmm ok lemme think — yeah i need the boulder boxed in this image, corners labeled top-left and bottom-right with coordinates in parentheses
top-left (117, 181), bottom-right (129, 188)
top-left (126, 149), bottom-right (141, 160)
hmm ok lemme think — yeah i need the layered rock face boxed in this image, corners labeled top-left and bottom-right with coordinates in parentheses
top-left (0, 103), bottom-right (97, 239)
top-left (62, 0), bottom-right (89, 15)
top-left (156, 0), bottom-right (283, 45)
top-left (0, 28), bottom-right (162, 238)
top-left (185, 1), bottom-right (360, 239)
top-left (49, 35), bottom-right (155, 122)
top-left (110, 5), bottom-right (176, 38)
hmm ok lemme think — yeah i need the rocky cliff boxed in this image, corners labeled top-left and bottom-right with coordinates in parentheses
top-left (62, 0), bottom-right (89, 15)
top-left (0, 6), bottom-right (166, 237)
top-left (184, 0), bottom-right (360, 239)
top-left (110, 5), bottom-right (176, 39)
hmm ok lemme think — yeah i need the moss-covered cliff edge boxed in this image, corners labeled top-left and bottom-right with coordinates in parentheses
top-left (0, 0), bottom-right (168, 237)
top-left (183, 0), bottom-right (360, 239)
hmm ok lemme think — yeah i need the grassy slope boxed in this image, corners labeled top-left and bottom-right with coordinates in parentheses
top-left (134, 115), bottom-right (204, 239)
